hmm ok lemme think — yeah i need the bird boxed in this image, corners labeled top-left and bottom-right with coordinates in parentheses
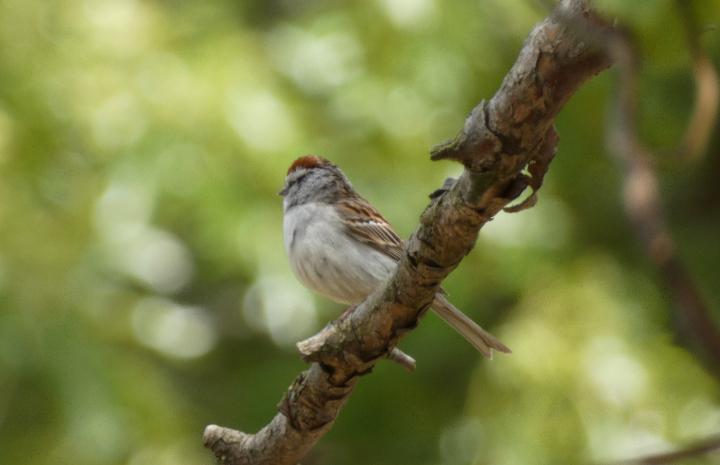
top-left (279, 155), bottom-right (511, 359)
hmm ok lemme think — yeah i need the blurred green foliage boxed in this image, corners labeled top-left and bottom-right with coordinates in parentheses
top-left (0, 0), bottom-right (719, 464)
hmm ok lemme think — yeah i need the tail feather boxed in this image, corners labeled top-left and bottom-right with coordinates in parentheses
top-left (431, 295), bottom-right (511, 359)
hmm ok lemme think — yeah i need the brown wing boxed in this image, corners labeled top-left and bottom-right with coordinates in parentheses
top-left (336, 198), bottom-right (405, 261)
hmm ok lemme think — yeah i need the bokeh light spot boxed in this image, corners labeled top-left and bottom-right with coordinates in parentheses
top-left (95, 182), bottom-right (153, 243)
top-left (585, 419), bottom-right (672, 462)
top-left (133, 297), bottom-right (217, 359)
top-left (93, 92), bottom-right (147, 151)
top-left (95, 182), bottom-right (194, 293)
top-left (83, 0), bottom-right (152, 56)
top-left (266, 25), bottom-right (364, 95)
top-left (60, 408), bottom-right (131, 464)
top-left (136, 52), bottom-right (193, 104)
top-left (120, 228), bottom-right (194, 294)
top-left (585, 337), bottom-right (647, 406)
top-left (378, 0), bottom-right (436, 28)
top-left (376, 86), bottom-right (430, 137)
top-left (243, 275), bottom-right (318, 347)
top-left (439, 417), bottom-right (485, 465)
top-left (225, 89), bottom-right (296, 153)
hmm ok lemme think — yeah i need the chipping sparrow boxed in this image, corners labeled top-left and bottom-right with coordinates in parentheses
top-left (279, 155), bottom-right (511, 359)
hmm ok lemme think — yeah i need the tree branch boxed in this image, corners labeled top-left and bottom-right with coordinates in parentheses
top-left (203, 1), bottom-right (613, 463)
top-left (601, 11), bottom-right (720, 374)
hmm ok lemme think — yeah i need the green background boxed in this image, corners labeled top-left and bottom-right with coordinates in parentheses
top-left (1, 0), bottom-right (720, 464)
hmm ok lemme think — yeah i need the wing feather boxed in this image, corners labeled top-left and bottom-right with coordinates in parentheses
top-left (336, 198), bottom-right (404, 261)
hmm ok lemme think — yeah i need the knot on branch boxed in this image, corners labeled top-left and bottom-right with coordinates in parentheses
top-left (430, 101), bottom-right (504, 172)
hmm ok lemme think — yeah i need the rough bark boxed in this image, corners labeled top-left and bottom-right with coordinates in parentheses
top-left (204, 1), bottom-right (614, 463)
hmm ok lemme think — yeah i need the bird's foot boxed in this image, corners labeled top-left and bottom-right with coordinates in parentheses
top-left (340, 304), bottom-right (357, 320)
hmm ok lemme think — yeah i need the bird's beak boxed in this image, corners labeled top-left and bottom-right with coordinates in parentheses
top-left (277, 187), bottom-right (288, 196)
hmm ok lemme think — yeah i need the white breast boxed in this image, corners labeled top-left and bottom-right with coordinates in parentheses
top-left (283, 203), bottom-right (397, 305)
